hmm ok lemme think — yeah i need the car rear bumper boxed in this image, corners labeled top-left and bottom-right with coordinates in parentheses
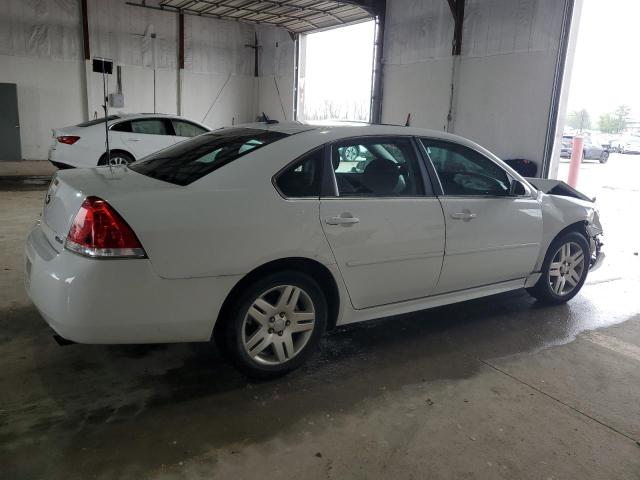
top-left (24, 224), bottom-right (241, 344)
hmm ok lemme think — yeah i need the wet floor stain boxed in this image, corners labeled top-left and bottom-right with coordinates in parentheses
top-left (0, 175), bottom-right (52, 191)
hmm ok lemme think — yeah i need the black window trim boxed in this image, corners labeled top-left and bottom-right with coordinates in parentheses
top-left (417, 137), bottom-right (532, 199)
top-left (271, 145), bottom-right (327, 200)
top-left (324, 135), bottom-right (435, 199)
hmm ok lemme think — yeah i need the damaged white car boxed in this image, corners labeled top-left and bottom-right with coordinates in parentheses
top-left (25, 123), bottom-right (604, 378)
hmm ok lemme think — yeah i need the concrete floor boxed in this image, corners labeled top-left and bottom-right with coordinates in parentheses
top-left (1, 155), bottom-right (639, 479)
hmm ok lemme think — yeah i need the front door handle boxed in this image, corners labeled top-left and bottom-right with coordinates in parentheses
top-left (450, 211), bottom-right (477, 221)
top-left (126, 138), bottom-right (140, 142)
top-left (325, 214), bottom-right (360, 226)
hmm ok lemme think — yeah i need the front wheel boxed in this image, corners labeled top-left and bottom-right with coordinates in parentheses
top-left (599, 151), bottom-right (609, 163)
top-left (221, 271), bottom-right (327, 379)
top-left (527, 232), bottom-right (590, 304)
top-left (98, 151), bottom-right (134, 166)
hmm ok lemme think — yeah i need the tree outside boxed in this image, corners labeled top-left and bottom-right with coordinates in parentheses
top-left (566, 109), bottom-right (591, 131)
top-left (598, 105), bottom-right (632, 133)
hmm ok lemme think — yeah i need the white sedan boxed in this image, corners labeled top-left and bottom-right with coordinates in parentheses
top-left (48, 113), bottom-right (210, 168)
top-left (26, 123), bottom-right (604, 378)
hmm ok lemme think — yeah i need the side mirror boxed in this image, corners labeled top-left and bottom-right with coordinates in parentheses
top-left (510, 180), bottom-right (527, 196)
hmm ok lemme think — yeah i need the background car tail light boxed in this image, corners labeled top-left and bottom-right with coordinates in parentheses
top-left (65, 196), bottom-right (146, 258)
top-left (56, 135), bottom-right (81, 145)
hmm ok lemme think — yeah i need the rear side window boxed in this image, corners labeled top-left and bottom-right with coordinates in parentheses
top-left (131, 119), bottom-right (170, 135)
top-left (76, 115), bottom-right (119, 127)
top-left (331, 138), bottom-right (425, 197)
top-left (275, 148), bottom-right (323, 198)
top-left (130, 128), bottom-right (288, 186)
top-left (111, 121), bottom-right (132, 132)
top-left (172, 120), bottom-right (208, 137)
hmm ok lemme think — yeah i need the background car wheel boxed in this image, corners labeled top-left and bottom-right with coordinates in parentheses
top-left (98, 151), bottom-right (134, 166)
top-left (221, 271), bottom-right (327, 379)
top-left (599, 151), bottom-right (609, 163)
top-left (527, 231), bottom-right (590, 304)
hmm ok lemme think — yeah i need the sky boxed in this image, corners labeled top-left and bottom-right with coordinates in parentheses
top-left (567, 0), bottom-right (640, 121)
top-left (300, 21), bottom-right (375, 122)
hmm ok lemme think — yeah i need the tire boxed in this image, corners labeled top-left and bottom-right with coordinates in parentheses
top-left (221, 271), bottom-right (327, 379)
top-left (527, 231), bottom-right (590, 304)
top-left (599, 151), bottom-right (609, 163)
top-left (98, 151), bottom-right (134, 166)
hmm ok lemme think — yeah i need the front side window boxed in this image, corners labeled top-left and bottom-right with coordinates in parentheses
top-left (420, 139), bottom-right (510, 196)
top-left (275, 148), bottom-right (323, 198)
top-left (130, 128), bottom-right (288, 186)
top-left (131, 119), bottom-right (170, 136)
top-left (172, 120), bottom-right (208, 138)
top-left (331, 138), bottom-right (424, 197)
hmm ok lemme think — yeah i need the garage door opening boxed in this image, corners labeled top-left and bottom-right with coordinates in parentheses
top-left (554, 0), bottom-right (640, 279)
top-left (297, 21), bottom-right (375, 123)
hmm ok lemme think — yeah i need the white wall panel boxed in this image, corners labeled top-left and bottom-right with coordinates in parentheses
top-left (181, 72), bottom-right (255, 129)
top-left (382, 0), bottom-right (568, 166)
top-left (0, 54), bottom-right (84, 159)
top-left (381, 59), bottom-right (453, 130)
top-left (384, 0), bottom-right (453, 64)
top-left (0, 0), bottom-right (82, 61)
top-left (88, 0), bottom-right (177, 68)
top-left (453, 50), bottom-right (557, 161)
top-left (185, 15), bottom-right (253, 75)
top-left (256, 25), bottom-right (294, 121)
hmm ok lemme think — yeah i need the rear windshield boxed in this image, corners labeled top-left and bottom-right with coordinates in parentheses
top-left (129, 128), bottom-right (289, 185)
top-left (76, 116), bottom-right (120, 127)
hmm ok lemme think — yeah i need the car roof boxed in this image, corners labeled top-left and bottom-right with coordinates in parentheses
top-left (107, 113), bottom-right (209, 127)
top-left (226, 121), bottom-right (471, 144)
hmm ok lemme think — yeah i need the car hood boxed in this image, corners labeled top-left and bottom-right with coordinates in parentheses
top-left (525, 178), bottom-right (593, 202)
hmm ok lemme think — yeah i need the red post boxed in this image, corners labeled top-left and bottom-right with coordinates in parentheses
top-left (567, 136), bottom-right (583, 188)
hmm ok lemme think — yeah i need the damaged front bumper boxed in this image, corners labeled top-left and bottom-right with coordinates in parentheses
top-left (589, 235), bottom-right (605, 271)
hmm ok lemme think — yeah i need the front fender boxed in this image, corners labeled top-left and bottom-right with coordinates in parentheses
top-left (534, 191), bottom-right (599, 271)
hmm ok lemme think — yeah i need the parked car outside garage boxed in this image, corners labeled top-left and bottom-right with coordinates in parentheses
top-left (622, 137), bottom-right (640, 154)
top-left (48, 113), bottom-right (211, 169)
top-left (26, 123), bottom-right (604, 378)
top-left (560, 135), bottom-right (609, 163)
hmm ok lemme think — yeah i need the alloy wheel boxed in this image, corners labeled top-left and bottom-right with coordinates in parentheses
top-left (241, 285), bottom-right (316, 365)
top-left (108, 155), bottom-right (130, 165)
top-left (548, 241), bottom-right (586, 296)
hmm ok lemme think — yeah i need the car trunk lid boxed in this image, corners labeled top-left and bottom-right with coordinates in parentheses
top-left (42, 166), bottom-right (175, 252)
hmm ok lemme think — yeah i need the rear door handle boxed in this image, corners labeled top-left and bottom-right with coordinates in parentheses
top-left (126, 138), bottom-right (140, 142)
top-left (450, 211), bottom-right (477, 221)
top-left (325, 214), bottom-right (360, 226)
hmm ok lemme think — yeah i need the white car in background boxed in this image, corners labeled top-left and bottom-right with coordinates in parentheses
top-left (622, 137), bottom-right (640, 154)
top-left (48, 113), bottom-right (211, 168)
top-left (26, 123), bottom-right (604, 378)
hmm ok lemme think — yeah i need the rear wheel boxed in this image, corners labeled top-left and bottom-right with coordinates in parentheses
top-left (527, 232), bottom-right (589, 304)
top-left (98, 151), bottom-right (134, 166)
top-left (221, 271), bottom-right (327, 379)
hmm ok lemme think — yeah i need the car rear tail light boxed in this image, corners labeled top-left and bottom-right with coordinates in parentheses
top-left (57, 135), bottom-right (80, 145)
top-left (65, 197), bottom-right (146, 258)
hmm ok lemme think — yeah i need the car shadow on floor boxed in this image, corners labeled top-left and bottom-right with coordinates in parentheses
top-left (0, 287), bottom-right (625, 478)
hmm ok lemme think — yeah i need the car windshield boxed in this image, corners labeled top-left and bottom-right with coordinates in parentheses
top-left (129, 128), bottom-right (289, 186)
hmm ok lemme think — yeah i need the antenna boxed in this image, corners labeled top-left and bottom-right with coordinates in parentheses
top-left (405, 113), bottom-right (411, 127)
